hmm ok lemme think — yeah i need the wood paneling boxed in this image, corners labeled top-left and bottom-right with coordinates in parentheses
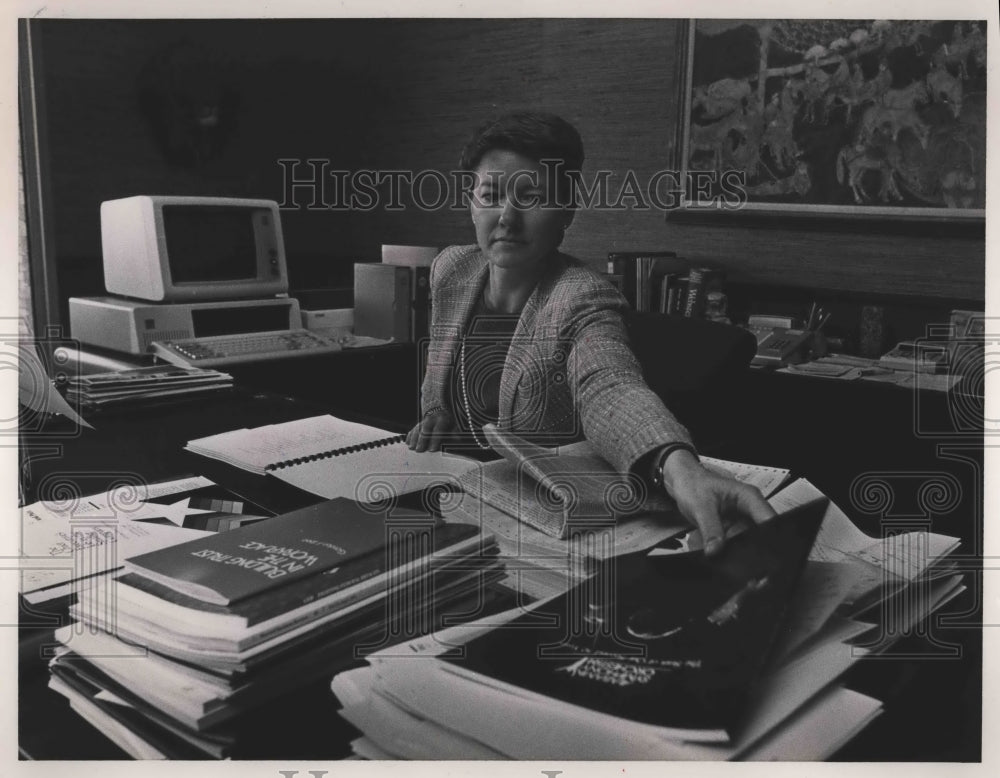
top-left (662, 221), bottom-right (983, 299)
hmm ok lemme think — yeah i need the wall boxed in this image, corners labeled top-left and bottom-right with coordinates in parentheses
top-left (30, 18), bottom-right (984, 330)
top-left (361, 18), bottom-right (983, 302)
top-left (358, 18), bottom-right (691, 262)
top-left (35, 18), bottom-right (399, 316)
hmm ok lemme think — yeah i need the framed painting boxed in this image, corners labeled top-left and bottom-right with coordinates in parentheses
top-left (673, 19), bottom-right (986, 221)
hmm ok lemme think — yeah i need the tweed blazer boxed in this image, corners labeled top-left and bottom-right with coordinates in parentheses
top-left (420, 244), bottom-right (693, 475)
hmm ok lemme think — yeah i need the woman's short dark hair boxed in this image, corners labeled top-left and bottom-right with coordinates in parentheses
top-left (460, 111), bottom-right (584, 206)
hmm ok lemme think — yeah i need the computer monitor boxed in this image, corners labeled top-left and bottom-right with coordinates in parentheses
top-left (100, 195), bottom-right (289, 302)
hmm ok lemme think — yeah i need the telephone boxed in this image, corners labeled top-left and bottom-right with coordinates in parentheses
top-left (753, 328), bottom-right (813, 365)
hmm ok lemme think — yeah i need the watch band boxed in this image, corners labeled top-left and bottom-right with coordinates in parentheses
top-left (650, 442), bottom-right (699, 489)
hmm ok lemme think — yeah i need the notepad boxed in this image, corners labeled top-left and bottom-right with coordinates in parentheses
top-left (185, 415), bottom-right (480, 501)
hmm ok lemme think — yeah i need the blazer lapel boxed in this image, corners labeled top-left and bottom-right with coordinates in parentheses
top-left (498, 254), bottom-right (567, 424)
top-left (432, 252), bottom-right (489, 383)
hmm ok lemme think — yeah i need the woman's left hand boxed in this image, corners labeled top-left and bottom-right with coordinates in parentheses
top-left (406, 409), bottom-right (458, 452)
top-left (658, 449), bottom-right (776, 556)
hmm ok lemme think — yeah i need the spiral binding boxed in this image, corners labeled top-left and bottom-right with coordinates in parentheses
top-left (264, 434), bottom-right (406, 471)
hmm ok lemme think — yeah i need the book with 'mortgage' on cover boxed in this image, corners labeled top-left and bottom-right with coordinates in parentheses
top-left (122, 498), bottom-right (407, 605)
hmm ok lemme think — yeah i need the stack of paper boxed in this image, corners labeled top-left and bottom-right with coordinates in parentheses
top-left (335, 615), bottom-right (881, 760)
top-left (46, 499), bottom-right (502, 758)
top-left (65, 365), bottom-right (232, 411)
top-left (443, 491), bottom-right (690, 599)
top-left (18, 476), bottom-right (271, 604)
top-left (331, 480), bottom-right (964, 760)
top-left (768, 478), bottom-right (964, 652)
top-left (462, 427), bottom-right (791, 540)
top-left (445, 443), bottom-right (791, 600)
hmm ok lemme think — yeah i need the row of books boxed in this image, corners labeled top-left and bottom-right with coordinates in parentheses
top-left (46, 497), bottom-right (502, 758)
top-left (607, 251), bottom-right (724, 317)
top-left (64, 364), bottom-right (233, 411)
top-left (330, 476), bottom-right (964, 760)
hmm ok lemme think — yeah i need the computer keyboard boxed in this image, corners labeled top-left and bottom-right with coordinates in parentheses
top-left (151, 329), bottom-right (343, 368)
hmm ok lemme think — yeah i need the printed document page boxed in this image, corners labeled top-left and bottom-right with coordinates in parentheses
top-left (272, 443), bottom-right (480, 501)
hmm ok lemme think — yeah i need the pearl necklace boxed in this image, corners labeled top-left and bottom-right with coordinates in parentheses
top-left (458, 336), bottom-right (492, 450)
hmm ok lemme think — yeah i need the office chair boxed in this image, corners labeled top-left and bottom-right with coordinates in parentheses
top-left (623, 311), bottom-right (757, 450)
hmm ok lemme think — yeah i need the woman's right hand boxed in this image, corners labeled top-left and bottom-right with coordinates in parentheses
top-left (658, 448), bottom-right (776, 556)
top-left (406, 409), bottom-right (457, 452)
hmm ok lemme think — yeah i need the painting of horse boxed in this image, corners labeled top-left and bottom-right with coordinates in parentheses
top-left (680, 19), bottom-right (986, 216)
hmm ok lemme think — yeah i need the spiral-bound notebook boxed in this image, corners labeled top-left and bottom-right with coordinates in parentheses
top-left (185, 415), bottom-right (480, 501)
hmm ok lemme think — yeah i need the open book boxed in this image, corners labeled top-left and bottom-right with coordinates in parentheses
top-left (458, 424), bottom-right (790, 539)
top-left (185, 414), bottom-right (480, 501)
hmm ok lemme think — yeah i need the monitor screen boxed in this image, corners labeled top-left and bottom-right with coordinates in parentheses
top-left (162, 205), bottom-right (258, 283)
top-left (101, 195), bottom-right (287, 302)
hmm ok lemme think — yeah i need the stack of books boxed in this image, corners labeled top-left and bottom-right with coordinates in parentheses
top-left (65, 364), bottom-right (232, 411)
top-left (331, 479), bottom-right (964, 760)
top-left (46, 498), bottom-right (502, 758)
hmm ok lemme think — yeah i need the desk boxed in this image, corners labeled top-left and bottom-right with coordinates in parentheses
top-left (18, 387), bottom-right (417, 760)
top-left (721, 369), bottom-right (983, 544)
top-left (715, 368), bottom-right (983, 761)
top-left (62, 341), bottom-right (421, 430)
top-left (223, 343), bottom-right (419, 430)
top-left (17, 368), bottom-right (982, 760)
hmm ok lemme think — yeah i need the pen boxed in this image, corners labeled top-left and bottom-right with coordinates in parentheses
top-left (815, 312), bottom-right (832, 332)
top-left (807, 302), bottom-right (817, 330)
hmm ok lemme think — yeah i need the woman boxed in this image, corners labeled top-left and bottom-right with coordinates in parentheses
top-left (406, 112), bottom-right (773, 554)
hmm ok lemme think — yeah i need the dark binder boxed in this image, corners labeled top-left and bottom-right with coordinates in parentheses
top-left (449, 498), bottom-right (828, 739)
